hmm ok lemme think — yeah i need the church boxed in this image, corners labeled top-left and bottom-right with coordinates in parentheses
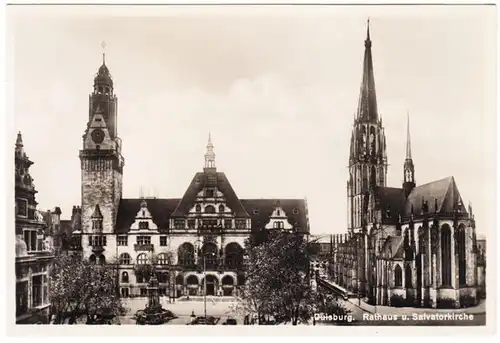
top-left (69, 54), bottom-right (311, 299)
top-left (332, 22), bottom-right (481, 308)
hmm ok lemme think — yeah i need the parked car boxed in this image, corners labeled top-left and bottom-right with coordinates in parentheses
top-left (187, 316), bottom-right (219, 325)
top-left (222, 318), bottom-right (237, 325)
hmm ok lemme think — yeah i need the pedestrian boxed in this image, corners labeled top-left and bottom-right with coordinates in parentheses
top-left (190, 311), bottom-right (196, 324)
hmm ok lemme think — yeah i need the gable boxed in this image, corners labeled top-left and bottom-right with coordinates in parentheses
top-left (115, 198), bottom-right (180, 233)
top-left (172, 172), bottom-right (249, 217)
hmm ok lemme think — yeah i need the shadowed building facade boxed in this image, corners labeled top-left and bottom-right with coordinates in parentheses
top-left (15, 133), bottom-right (54, 324)
top-left (333, 22), bottom-right (482, 308)
top-left (70, 54), bottom-right (311, 299)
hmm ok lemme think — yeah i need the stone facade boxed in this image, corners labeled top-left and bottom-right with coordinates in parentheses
top-left (71, 55), bottom-right (310, 299)
top-left (15, 132), bottom-right (54, 324)
top-left (332, 22), bottom-right (482, 309)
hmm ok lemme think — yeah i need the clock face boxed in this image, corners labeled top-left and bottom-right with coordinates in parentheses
top-left (91, 129), bottom-right (105, 144)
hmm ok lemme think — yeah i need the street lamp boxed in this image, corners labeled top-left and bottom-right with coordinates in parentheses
top-left (201, 251), bottom-right (216, 319)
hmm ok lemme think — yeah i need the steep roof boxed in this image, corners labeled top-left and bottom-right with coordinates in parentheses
top-left (171, 172), bottom-right (249, 217)
top-left (115, 198), bottom-right (180, 233)
top-left (404, 176), bottom-right (467, 216)
top-left (240, 198), bottom-right (309, 233)
top-left (374, 187), bottom-right (405, 221)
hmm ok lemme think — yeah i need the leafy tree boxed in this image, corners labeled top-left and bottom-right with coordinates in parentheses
top-left (50, 254), bottom-right (127, 324)
top-left (236, 230), bottom-right (318, 325)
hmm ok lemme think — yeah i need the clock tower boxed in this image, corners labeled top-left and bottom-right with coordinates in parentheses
top-left (79, 52), bottom-right (124, 243)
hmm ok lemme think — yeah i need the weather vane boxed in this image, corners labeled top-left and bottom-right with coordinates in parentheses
top-left (101, 41), bottom-right (107, 64)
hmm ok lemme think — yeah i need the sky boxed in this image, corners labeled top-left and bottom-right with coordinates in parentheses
top-left (6, 5), bottom-right (496, 236)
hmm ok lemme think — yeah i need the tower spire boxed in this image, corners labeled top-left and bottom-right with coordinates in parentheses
top-left (204, 132), bottom-right (216, 171)
top-left (356, 18), bottom-right (378, 122)
top-left (406, 111), bottom-right (412, 160)
top-left (403, 111), bottom-right (415, 197)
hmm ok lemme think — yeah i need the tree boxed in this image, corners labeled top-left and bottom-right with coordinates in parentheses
top-left (236, 230), bottom-right (317, 325)
top-left (50, 254), bottom-right (127, 324)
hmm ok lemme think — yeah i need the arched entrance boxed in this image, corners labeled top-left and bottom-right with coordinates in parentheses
top-left (221, 275), bottom-right (235, 296)
top-left (186, 275), bottom-right (199, 296)
top-left (175, 274), bottom-right (184, 298)
top-left (203, 274), bottom-right (218, 296)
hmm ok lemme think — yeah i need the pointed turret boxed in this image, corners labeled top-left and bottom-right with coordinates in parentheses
top-left (403, 112), bottom-right (416, 198)
top-left (204, 132), bottom-right (216, 172)
top-left (356, 19), bottom-right (378, 122)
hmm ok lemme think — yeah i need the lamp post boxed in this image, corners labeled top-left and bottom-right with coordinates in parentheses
top-left (201, 251), bottom-right (216, 319)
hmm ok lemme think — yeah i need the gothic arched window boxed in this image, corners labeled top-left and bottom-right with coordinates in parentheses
top-left (405, 264), bottom-right (412, 288)
top-left (457, 225), bottom-right (467, 286)
top-left (394, 265), bottom-right (402, 287)
top-left (441, 225), bottom-right (452, 286)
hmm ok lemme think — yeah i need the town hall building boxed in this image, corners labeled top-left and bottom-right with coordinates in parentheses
top-left (70, 54), bottom-right (311, 299)
top-left (332, 22), bottom-right (482, 308)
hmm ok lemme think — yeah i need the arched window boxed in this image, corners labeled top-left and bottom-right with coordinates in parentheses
top-left (457, 225), bottom-right (467, 286)
top-left (201, 243), bottom-right (218, 269)
top-left (137, 253), bottom-right (148, 265)
top-left (196, 204), bottom-right (201, 212)
top-left (394, 265), bottom-right (402, 287)
top-left (89, 254), bottom-right (96, 264)
top-left (273, 221), bottom-right (284, 229)
top-left (405, 264), bottom-right (412, 288)
top-left (178, 243), bottom-right (195, 266)
top-left (158, 272), bottom-right (169, 283)
top-left (225, 243), bottom-right (244, 269)
top-left (218, 204), bottom-right (225, 213)
top-left (441, 225), bottom-right (452, 286)
top-left (98, 255), bottom-right (106, 265)
top-left (205, 205), bottom-right (215, 214)
top-left (156, 253), bottom-right (169, 265)
top-left (121, 271), bottom-right (129, 283)
top-left (119, 253), bottom-right (131, 265)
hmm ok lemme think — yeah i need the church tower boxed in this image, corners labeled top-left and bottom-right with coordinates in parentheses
top-left (347, 20), bottom-right (388, 232)
top-left (79, 51), bottom-right (124, 237)
top-left (403, 113), bottom-right (415, 197)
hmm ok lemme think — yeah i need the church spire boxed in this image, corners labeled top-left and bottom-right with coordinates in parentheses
top-left (403, 111), bottom-right (415, 197)
top-left (406, 111), bottom-right (412, 160)
top-left (204, 132), bottom-right (216, 171)
top-left (356, 18), bottom-right (378, 122)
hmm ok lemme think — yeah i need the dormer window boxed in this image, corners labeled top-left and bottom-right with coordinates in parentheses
top-left (292, 208), bottom-right (299, 215)
top-left (253, 209), bottom-right (259, 215)
top-left (218, 204), bottom-right (225, 213)
top-left (195, 204), bottom-right (201, 212)
top-left (138, 221), bottom-right (149, 230)
top-left (277, 209), bottom-right (281, 216)
top-left (205, 205), bottom-right (215, 214)
top-left (95, 118), bottom-right (102, 122)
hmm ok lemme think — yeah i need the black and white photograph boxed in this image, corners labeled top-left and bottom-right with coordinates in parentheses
top-left (4, 1), bottom-right (496, 335)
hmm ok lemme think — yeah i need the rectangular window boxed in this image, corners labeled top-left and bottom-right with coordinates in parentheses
top-left (121, 288), bottom-right (129, 297)
top-left (174, 219), bottom-right (185, 229)
top-left (92, 220), bottom-right (103, 232)
top-left (23, 229), bottom-right (38, 251)
top-left (224, 219), bottom-right (232, 229)
top-left (236, 219), bottom-right (246, 229)
top-left (32, 275), bottom-right (42, 307)
top-left (117, 235), bottom-right (128, 246)
top-left (90, 235), bottom-right (107, 246)
top-left (160, 236), bottom-right (168, 246)
top-left (16, 198), bottom-right (28, 217)
top-left (139, 221), bottom-right (149, 230)
top-left (137, 236), bottom-right (151, 245)
top-left (187, 219), bottom-right (196, 229)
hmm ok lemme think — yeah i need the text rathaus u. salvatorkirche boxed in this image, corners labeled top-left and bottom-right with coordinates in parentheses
top-left (72, 54), bottom-right (310, 298)
top-left (330, 23), bottom-right (481, 308)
